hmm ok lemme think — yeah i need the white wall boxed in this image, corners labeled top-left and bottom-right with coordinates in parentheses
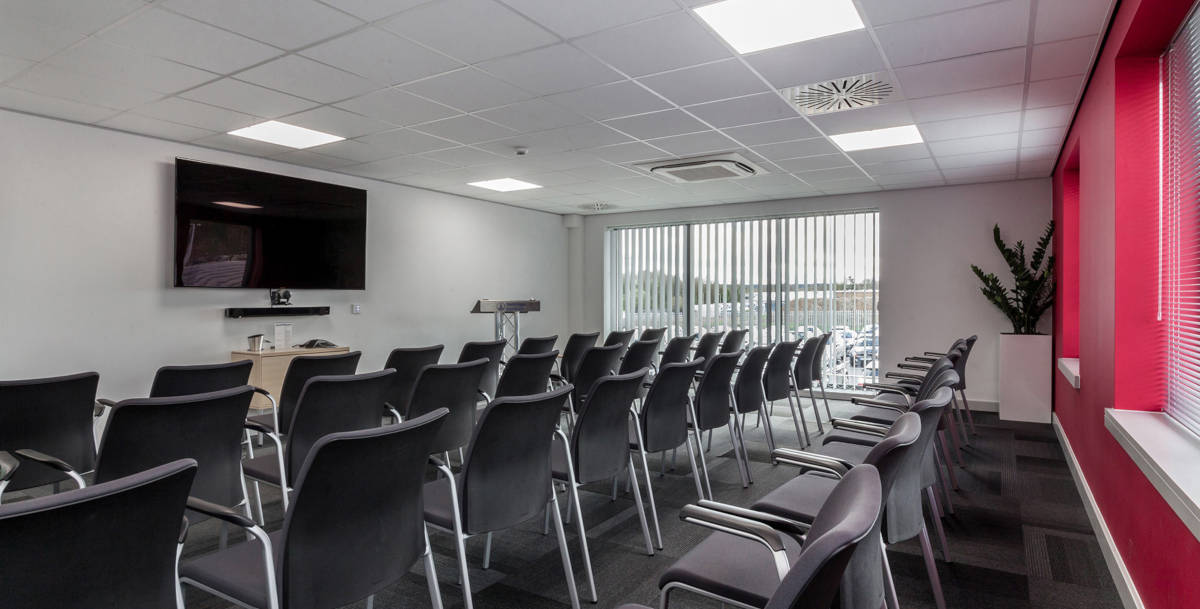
top-left (575, 179), bottom-right (1053, 406)
top-left (0, 109), bottom-right (568, 399)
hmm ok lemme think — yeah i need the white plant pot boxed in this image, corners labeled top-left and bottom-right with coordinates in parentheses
top-left (998, 333), bottom-right (1053, 423)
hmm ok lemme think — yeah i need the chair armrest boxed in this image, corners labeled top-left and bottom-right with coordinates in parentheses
top-left (94, 398), bottom-right (118, 417)
top-left (252, 386), bottom-right (278, 411)
top-left (924, 351), bottom-right (947, 357)
top-left (680, 504), bottom-right (792, 580)
top-left (186, 496), bottom-right (281, 609)
top-left (897, 362), bottom-right (930, 371)
top-left (884, 372), bottom-right (924, 381)
top-left (13, 449), bottom-right (87, 490)
top-left (180, 516), bottom-right (190, 544)
top-left (849, 397), bottom-right (907, 412)
top-left (696, 499), bottom-right (810, 538)
top-left (0, 451), bottom-right (18, 484)
top-left (243, 420), bottom-right (275, 435)
top-left (187, 496), bottom-right (257, 529)
top-left (862, 383), bottom-right (916, 399)
top-left (771, 448), bottom-right (851, 478)
top-left (831, 418), bottom-right (890, 436)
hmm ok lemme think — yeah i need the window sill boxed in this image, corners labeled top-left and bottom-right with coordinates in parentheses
top-left (1058, 357), bottom-right (1081, 389)
top-left (1105, 409), bottom-right (1200, 543)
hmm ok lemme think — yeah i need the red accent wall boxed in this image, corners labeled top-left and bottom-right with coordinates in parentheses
top-left (1053, 1), bottom-right (1200, 607)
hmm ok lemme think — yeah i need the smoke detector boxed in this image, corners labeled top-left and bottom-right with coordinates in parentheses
top-left (635, 152), bottom-right (764, 183)
top-left (781, 73), bottom-right (895, 116)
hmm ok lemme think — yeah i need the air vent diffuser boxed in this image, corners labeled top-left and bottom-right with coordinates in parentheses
top-left (781, 73), bottom-right (895, 116)
top-left (635, 152), bottom-right (764, 183)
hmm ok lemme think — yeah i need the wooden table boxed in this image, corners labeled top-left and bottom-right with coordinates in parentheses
top-left (231, 346), bottom-right (350, 411)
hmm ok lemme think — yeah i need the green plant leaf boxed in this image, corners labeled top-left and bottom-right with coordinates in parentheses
top-left (972, 221), bottom-right (1055, 334)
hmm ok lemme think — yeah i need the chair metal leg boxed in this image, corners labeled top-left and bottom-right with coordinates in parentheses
top-left (937, 431), bottom-right (960, 489)
top-left (959, 389), bottom-right (977, 435)
top-left (444, 474), bottom-right (473, 609)
top-left (807, 386), bottom-right (825, 434)
top-left (366, 595), bottom-right (373, 609)
top-left (944, 411), bottom-right (965, 466)
top-left (695, 430), bottom-right (713, 499)
top-left (549, 490), bottom-right (582, 609)
top-left (627, 455), bottom-right (655, 555)
top-left (881, 539), bottom-right (900, 609)
top-left (683, 432), bottom-right (707, 501)
top-left (918, 524), bottom-right (947, 609)
top-left (735, 413), bottom-right (753, 484)
top-left (175, 541), bottom-right (185, 609)
top-left (818, 379), bottom-right (834, 422)
top-left (925, 487), bottom-right (951, 562)
top-left (423, 527), bottom-right (444, 609)
top-left (727, 418), bottom-right (749, 488)
top-left (758, 399), bottom-right (777, 453)
top-left (611, 476), bottom-right (619, 500)
top-left (949, 393), bottom-right (969, 447)
top-left (482, 532), bottom-right (493, 569)
top-left (564, 483), bottom-right (574, 525)
top-left (932, 443), bottom-right (956, 515)
top-left (786, 391), bottom-right (810, 448)
top-left (687, 399), bottom-right (713, 499)
top-left (557, 427), bottom-right (598, 602)
top-left (631, 413), bottom-right (663, 550)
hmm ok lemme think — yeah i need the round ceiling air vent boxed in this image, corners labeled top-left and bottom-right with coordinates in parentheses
top-left (580, 202), bottom-right (612, 211)
top-left (782, 74), bottom-right (895, 115)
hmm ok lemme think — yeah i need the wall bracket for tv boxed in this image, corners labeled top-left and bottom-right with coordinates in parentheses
top-left (225, 306), bottom-right (330, 319)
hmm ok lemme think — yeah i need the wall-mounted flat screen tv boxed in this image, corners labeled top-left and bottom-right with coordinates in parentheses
top-left (174, 158), bottom-right (366, 289)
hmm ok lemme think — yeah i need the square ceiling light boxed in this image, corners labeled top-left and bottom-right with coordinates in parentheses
top-left (228, 121), bottom-right (344, 149)
top-left (694, 0), bottom-right (865, 54)
top-left (829, 125), bottom-right (924, 151)
top-left (468, 178), bottom-right (542, 192)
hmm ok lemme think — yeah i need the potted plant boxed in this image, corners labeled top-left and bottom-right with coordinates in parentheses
top-left (971, 221), bottom-right (1054, 423)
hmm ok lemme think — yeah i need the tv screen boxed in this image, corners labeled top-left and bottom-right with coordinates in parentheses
top-left (174, 159), bottom-right (366, 289)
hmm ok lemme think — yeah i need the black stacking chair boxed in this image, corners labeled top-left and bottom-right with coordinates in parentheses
top-left (382, 345), bottom-right (444, 420)
top-left (649, 465), bottom-right (882, 609)
top-left (0, 459), bottom-right (196, 609)
top-left (901, 342), bottom-right (969, 461)
top-left (957, 335), bottom-right (979, 433)
top-left (908, 337), bottom-right (978, 439)
top-left (407, 359), bottom-right (488, 466)
top-left (659, 334), bottom-right (697, 368)
top-left (517, 335), bottom-right (558, 354)
top-left (604, 328), bottom-right (636, 351)
top-left (733, 345), bottom-right (774, 457)
top-left (0, 372), bottom-right (99, 500)
top-left (811, 332), bottom-right (835, 421)
top-left (755, 412), bottom-right (922, 609)
top-left (639, 327), bottom-right (668, 344)
top-left (247, 351), bottom-right (362, 437)
top-left (557, 332), bottom-right (599, 385)
top-left (620, 338), bottom-right (660, 398)
top-left (183, 410), bottom-right (449, 609)
top-left (629, 359), bottom-right (706, 549)
top-left (720, 329), bottom-right (750, 353)
top-left (551, 372), bottom-right (652, 602)
top-left (694, 331), bottom-right (725, 364)
top-left (691, 352), bottom-right (747, 492)
top-left (243, 370), bottom-right (395, 512)
top-left (424, 387), bottom-right (581, 609)
top-left (496, 351), bottom-right (558, 398)
top-left (763, 340), bottom-right (806, 447)
top-left (94, 360), bottom-right (255, 416)
top-left (458, 339), bottom-right (506, 402)
top-left (791, 336), bottom-right (825, 440)
top-left (565, 343), bottom-right (624, 422)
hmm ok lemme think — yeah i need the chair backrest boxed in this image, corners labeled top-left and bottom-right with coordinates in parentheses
top-left (638, 359), bottom-right (705, 454)
top-left (95, 386), bottom-right (254, 508)
top-left (572, 343), bottom-right (625, 404)
top-left (660, 334), bottom-right (697, 367)
top-left (694, 331), bottom-right (726, 363)
top-left (956, 336), bottom-right (978, 390)
top-left (620, 338), bottom-right (660, 376)
top-left (408, 359), bottom-right (489, 456)
top-left (913, 357), bottom-right (956, 402)
top-left (765, 465), bottom-right (882, 609)
top-left (792, 336), bottom-right (823, 389)
top-left (0, 459), bottom-right (196, 609)
top-left (810, 332), bottom-right (832, 382)
top-left (148, 360), bottom-right (252, 397)
top-left (884, 386), bottom-right (954, 544)
top-left (734, 345), bottom-right (772, 414)
top-left (764, 341), bottom-right (800, 400)
top-left (496, 351), bottom-right (558, 398)
top-left (638, 327), bottom-right (668, 344)
top-left (460, 387), bottom-right (572, 534)
top-left (560, 332), bottom-right (600, 383)
top-left (284, 370), bottom-right (396, 485)
top-left (0, 371), bottom-right (99, 491)
top-left (604, 329), bottom-right (636, 349)
top-left (382, 345), bottom-right (444, 417)
top-left (281, 409), bottom-right (448, 609)
top-left (458, 339), bottom-right (507, 399)
top-left (517, 335), bottom-right (558, 354)
top-left (571, 370), bottom-right (647, 484)
top-left (277, 351), bottom-right (362, 435)
top-left (694, 352), bottom-right (740, 431)
top-left (720, 329), bottom-right (749, 353)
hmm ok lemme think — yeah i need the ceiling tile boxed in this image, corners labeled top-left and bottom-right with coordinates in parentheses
top-left (586, 141), bottom-right (668, 163)
top-left (45, 40), bottom-right (216, 95)
top-left (795, 165), bottom-right (869, 182)
top-left (417, 146), bottom-right (506, 167)
top-left (1034, 0), bottom-right (1112, 43)
top-left (857, 0), bottom-right (997, 26)
top-left (941, 162), bottom-right (1017, 180)
top-left (0, 55), bottom-right (32, 83)
top-left (162, 0), bottom-right (362, 49)
top-left (606, 109), bottom-right (709, 139)
top-left (381, 0), bottom-right (557, 64)
top-left (1019, 156), bottom-right (1057, 176)
top-left (318, 0), bottom-right (433, 22)
top-left (300, 27), bottom-right (463, 87)
top-left (895, 47), bottom-right (1026, 97)
top-left (478, 43), bottom-right (621, 95)
top-left (1030, 36), bottom-right (1098, 80)
top-left (909, 84), bottom-right (1025, 122)
top-left (1026, 75), bottom-right (1084, 109)
top-left (722, 117), bottom-right (820, 146)
top-left (7, 64), bottom-right (161, 111)
top-left (928, 132), bottom-right (1019, 156)
top-left (1021, 126), bottom-right (1066, 148)
top-left (2, 0), bottom-right (146, 36)
top-left (918, 111), bottom-right (1022, 141)
top-left (846, 143), bottom-right (930, 164)
top-left (648, 130), bottom-right (739, 156)
top-left (0, 86), bottom-right (119, 123)
top-left (811, 101), bottom-right (915, 134)
top-left (874, 0), bottom-right (1030, 68)
top-left (566, 164), bottom-right (642, 181)
top-left (236, 55), bottom-right (376, 103)
top-left (182, 78), bottom-right (318, 118)
top-left (0, 15), bottom-right (84, 62)
top-left (344, 154), bottom-right (456, 179)
top-left (476, 98), bottom-right (588, 132)
top-left (744, 30), bottom-right (886, 89)
top-left (1023, 104), bottom-right (1074, 130)
top-left (278, 105), bottom-right (393, 138)
top-left (638, 59), bottom-right (769, 106)
top-left (99, 8), bottom-right (281, 73)
top-left (193, 133), bottom-right (293, 156)
top-left (412, 114), bottom-right (516, 144)
top-left (863, 157), bottom-right (939, 175)
top-left (686, 92), bottom-right (798, 128)
top-left (477, 123), bottom-right (630, 155)
top-left (401, 68), bottom-right (535, 112)
top-left (334, 88), bottom-right (458, 126)
top-left (270, 149), bottom-right (360, 170)
top-left (874, 170), bottom-right (945, 186)
top-left (1020, 144), bottom-right (1061, 161)
top-left (543, 80), bottom-right (671, 120)
top-left (132, 97), bottom-right (260, 131)
top-left (935, 149), bottom-right (1018, 168)
top-left (574, 11), bottom-right (731, 77)
top-left (752, 137), bottom-right (839, 160)
top-left (306, 138), bottom-right (398, 162)
top-left (776, 154), bottom-right (853, 173)
top-left (98, 112), bottom-right (215, 141)
top-left (356, 128), bottom-right (457, 155)
top-left (499, 0), bottom-right (677, 39)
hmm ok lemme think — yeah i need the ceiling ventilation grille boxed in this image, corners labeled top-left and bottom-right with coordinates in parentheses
top-left (781, 73), bottom-right (895, 116)
top-left (635, 152), bottom-right (764, 183)
top-left (581, 202), bottom-right (613, 211)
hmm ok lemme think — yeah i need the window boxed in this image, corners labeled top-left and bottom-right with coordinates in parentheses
top-left (606, 210), bottom-right (879, 390)
top-left (1164, 9), bottom-right (1200, 435)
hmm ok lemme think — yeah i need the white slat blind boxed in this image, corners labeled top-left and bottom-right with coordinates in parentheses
top-left (1165, 9), bottom-right (1200, 436)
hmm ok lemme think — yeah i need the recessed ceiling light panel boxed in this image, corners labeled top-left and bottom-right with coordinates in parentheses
top-left (468, 178), bottom-right (543, 192)
top-left (829, 125), bottom-right (924, 151)
top-left (694, 0), bottom-right (865, 54)
top-left (228, 121), bottom-right (344, 149)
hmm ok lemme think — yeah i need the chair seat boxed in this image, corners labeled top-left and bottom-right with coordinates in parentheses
top-left (750, 472), bottom-right (840, 523)
top-left (180, 530), bottom-right (282, 609)
top-left (659, 529), bottom-right (802, 609)
top-left (551, 441), bottom-right (571, 482)
top-left (242, 454), bottom-right (283, 486)
top-left (846, 404), bottom-right (904, 425)
top-left (246, 413), bottom-right (276, 433)
top-left (817, 439), bottom-right (873, 465)
top-left (422, 475), bottom-right (462, 531)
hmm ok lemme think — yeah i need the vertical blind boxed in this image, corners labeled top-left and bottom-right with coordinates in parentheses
top-left (607, 210), bottom-right (879, 390)
top-left (1165, 9), bottom-right (1200, 436)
